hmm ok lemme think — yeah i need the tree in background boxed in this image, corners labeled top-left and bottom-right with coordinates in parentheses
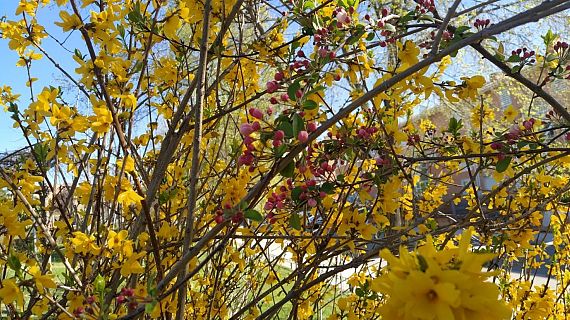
top-left (0, 0), bottom-right (570, 319)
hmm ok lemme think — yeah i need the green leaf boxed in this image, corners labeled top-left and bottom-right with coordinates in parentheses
top-left (303, 100), bottom-right (318, 110)
top-left (280, 161), bottom-right (295, 178)
top-left (288, 81), bottom-right (301, 101)
top-left (291, 41), bottom-right (300, 52)
top-left (303, 1), bottom-right (315, 9)
top-left (94, 274), bottom-right (106, 293)
top-left (320, 182), bottom-right (335, 194)
top-left (7, 255), bottom-right (21, 272)
top-left (454, 25), bottom-right (471, 35)
top-left (337, 0), bottom-right (348, 8)
top-left (516, 140), bottom-right (528, 149)
top-left (346, 25), bottom-right (366, 45)
top-left (292, 113), bottom-right (304, 136)
top-left (507, 55), bottom-right (521, 63)
top-left (145, 300), bottom-right (158, 313)
top-left (398, 11), bottom-right (415, 24)
top-left (417, 255), bottom-right (428, 272)
top-left (496, 157), bottom-right (512, 173)
top-left (347, 0), bottom-right (360, 7)
top-left (291, 187), bottom-right (303, 202)
top-left (366, 32), bottom-right (375, 41)
top-left (33, 143), bottom-right (48, 164)
top-left (447, 117), bottom-right (463, 135)
top-left (274, 144), bottom-right (287, 158)
top-left (355, 287), bottom-right (365, 297)
top-left (289, 213), bottom-right (301, 230)
top-left (542, 29), bottom-right (556, 47)
top-left (277, 121), bottom-right (294, 138)
top-left (238, 201), bottom-right (248, 210)
top-left (244, 209), bottom-right (263, 221)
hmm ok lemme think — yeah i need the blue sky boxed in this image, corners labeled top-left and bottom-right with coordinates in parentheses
top-left (0, 2), bottom-right (83, 151)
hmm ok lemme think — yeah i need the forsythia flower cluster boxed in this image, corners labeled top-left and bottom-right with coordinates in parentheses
top-left (371, 228), bottom-right (512, 320)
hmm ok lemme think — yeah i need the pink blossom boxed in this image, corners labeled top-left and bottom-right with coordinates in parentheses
top-left (266, 81), bottom-right (279, 93)
top-left (274, 130), bottom-right (285, 140)
top-left (307, 122), bottom-right (317, 132)
top-left (308, 198), bottom-right (317, 207)
top-left (249, 108), bottom-right (264, 119)
top-left (239, 123), bottom-right (254, 136)
top-left (298, 130), bottom-right (309, 143)
top-left (336, 9), bottom-right (350, 24)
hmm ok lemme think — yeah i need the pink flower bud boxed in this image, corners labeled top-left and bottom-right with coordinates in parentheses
top-left (274, 71), bottom-right (284, 81)
top-left (249, 108), bottom-right (264, 119)
top-left (307, 122), bottom-right (317, 132)
top-left (490, 142), bottom-right (502, 150)
top-left (251, 121), bottom-right (261, 131)
top-left (298, 130), bottom-right (309, 143)
top-left (274, 130), bottom-right (285, 140)
top-left (239, 123), bottom-right (254, 136)
top-left (308, 198), bottom-right (317, 207)
top-left (336, 10), bottom-right (350, 24)
top-left (266, 81), bottom-right (279, 93)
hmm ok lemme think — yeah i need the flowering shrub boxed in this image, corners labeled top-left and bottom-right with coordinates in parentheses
top-left (0, 0), bottom-right (569, 319)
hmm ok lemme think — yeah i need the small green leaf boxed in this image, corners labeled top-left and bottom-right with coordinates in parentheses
top-left (7, 255), bottom-right (21, 272)
top-left (454, 25), bottom-right (471, 35)
top-left (288, 81), bottom-right (301, 101)
top-left (94, 274), bottom-right (106, 293)
top-left (398, 11), bottom-right (415, 24)
top-left (244, 209), bottom-right (263, 222)
top-left (321, 182), bottom-right (335, 194)
top-left (303, 100), bottom-right (318, 110)
top-left (292, 113), bottom-right (304, 136)
top-left (291, 41), bottom-right (300, 52)
top-left (145, 300), bottom-right (158, 313)
top-left (280, 161), bottom-right (295, 178)
top-left (346, 26), bottom-right (366, 45)
top-left (274, 144), bottom-right (287, 158)
top-left (277, 121), bottom-right (294, 138)
top-left (507, 55), bottom-right (521, 63)
top-left (289, 213), bottom-right (301, 230)
top-left (291, 187), bottom-right (303, 202)
top-left (496, 157), bottom-right (512, 173)
top-left (417, 255), bottom-right (428, 272)
top-left (303, 1), bottom-right (315, 9)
